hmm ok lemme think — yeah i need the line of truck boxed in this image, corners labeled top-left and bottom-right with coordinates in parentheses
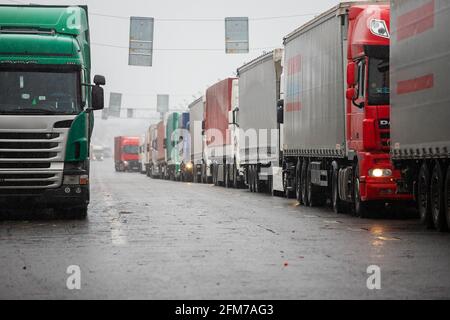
top-left (0, 4), bottom-right (106, 219)
top-left (135, 0), bottom-right (449, 231)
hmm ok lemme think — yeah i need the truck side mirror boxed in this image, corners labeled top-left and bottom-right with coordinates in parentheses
top-left (91, 85), bottom-right (104, 110)
top-left (202, 120), bottom-right (205, 130)
top-left (94, 75), bottom-right (106, 86)
top-left (277, 99), bottom-right (284, 124)
top-left (90, 74), bottom-right (106, 111)
top-left (163, 138), bottom-right (167, 149)
top-left (347, 62), bottom-right (356, 86)
top-left (346, 88), bottom-right (356, 101)
top-left (230, 108), bottom-right (239, 126)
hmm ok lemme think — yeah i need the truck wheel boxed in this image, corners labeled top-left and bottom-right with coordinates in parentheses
top-left (445, 165), bottom-right (450, 230)
top-left (353, 164), bottom-right (371, 218)
top-left (307, 162), bottom-right (325, 207)
top-left (301, 161), bottom-right (310, 206)
top-left (254, 167), bottom-right (261, 193)
top-left (295, 162), bottom-right (302, 203)
top-left (332, 165), bottom-right (347, 214)
top-left (232, 164), bottom-right (239, 189)
top-left (213, 165), bottom-right (218, 186)
top-left (283, 170), bottom-right (294, 199)
top-left (418, 163), bottom-right (433, 228)
top-left (249, 167), bottom-right (254, 192)
top-left (431, 162), bottom-right (448, 232)
top-left (225, 165), bottom-right (230, 188)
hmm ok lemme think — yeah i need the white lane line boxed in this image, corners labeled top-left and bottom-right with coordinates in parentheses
top-left (98, 181), bottom-right (128, 246)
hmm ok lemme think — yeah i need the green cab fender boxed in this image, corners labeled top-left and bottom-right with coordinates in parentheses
top-left (65, 111), bottom-right (90, 162)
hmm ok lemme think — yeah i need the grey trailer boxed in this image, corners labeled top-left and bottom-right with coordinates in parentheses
top-left (189, 96), bottom-right (208, 183)
top-left (237, 49), bottom-right (284, 194)
top-left (391, 0), bottom-right (450, 231)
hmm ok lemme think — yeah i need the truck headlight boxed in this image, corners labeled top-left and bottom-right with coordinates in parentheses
top-left (370, 19), bottom-right (390, 39)
top-left (63, 175), bottom-right (89, 185)
top-left (369, 168), bottom-right (392, 178)
top-left (186, 162), bottom-right (193, 170)
top-left (64, 175), bottom-right (80, 185)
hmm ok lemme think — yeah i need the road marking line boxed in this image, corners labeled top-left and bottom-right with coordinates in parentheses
top-left (98, 181), bottom-right (128, 246)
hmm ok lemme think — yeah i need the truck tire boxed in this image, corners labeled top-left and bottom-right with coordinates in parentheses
top-left (249, 167), bottom-right (254, 192)
top-left (213, 165), bottom-right (219, 186)
top-left (445, 165), bottom-right (450, 230)
top-left (232, 164), bottom-right (239, 189)
top-left (301, 161), bottom-right (310, 206)
top-left (295, 162), bottom-right (302, 203)
top-left (353, 164), bottom-right (371, 218)
top-left (283, 170), bottom-right (295, 199)
top-left (431, 162), bottom-right (448, 232)
top-left (332, 165), bottom-right (347, 214)
top-left (307, 162), bottom-right (325, 207)
top-left (418, 163), bottom-right (434, 228)
top-left (254, 167), bottom-right (261, 193)
top-left (225, 165), bottom-right (230, 188)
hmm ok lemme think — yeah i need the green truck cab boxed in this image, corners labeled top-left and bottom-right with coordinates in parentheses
top-left (0, 5), bottom-right (105, 218)
top-left (165, 112), bottom-right (181, 180)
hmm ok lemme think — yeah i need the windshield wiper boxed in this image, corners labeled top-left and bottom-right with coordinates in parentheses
top-left (19, 108), bottom-right (77, 115)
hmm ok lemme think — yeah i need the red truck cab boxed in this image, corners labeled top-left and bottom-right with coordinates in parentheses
top-left (345, 4), bottom-right (412, 206)
top-left (114, 136), bottom-right (141, 172)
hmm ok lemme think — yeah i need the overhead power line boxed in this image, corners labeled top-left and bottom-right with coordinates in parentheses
top-left (3, 0), bottom-right (318, 22)
top-left (92, 42), bottom-right (277, 52)
top-left (89, 12), bottom-right (319, 22)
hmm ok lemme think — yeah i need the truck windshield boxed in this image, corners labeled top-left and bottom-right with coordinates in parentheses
top-left (123, 145), bottom-right (139, 154)
top-left (0, 69), bottom-right (81, 115)
top-left (368, 58), bottom-right (390, 106)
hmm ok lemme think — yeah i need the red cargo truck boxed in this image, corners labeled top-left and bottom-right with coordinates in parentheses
top-left (204, 78), bottom-right (241, 187)
top-left (281, 1), bottom-right (413, 217)
top-left (114, 136), bottom-right (141, 172)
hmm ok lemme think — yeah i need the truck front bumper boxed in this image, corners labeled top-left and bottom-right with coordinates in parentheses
top-left (360, 180), bottom-right (413, 202)
top-left (358, 152), bottom-right (414, 202)
top-left (0, 185), bottom-right (89, 208)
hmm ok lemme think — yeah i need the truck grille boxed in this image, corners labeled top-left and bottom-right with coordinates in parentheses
top-left (0, 172), bottom-right (62, 188)
top-left (0, 142), bottom-right (59, 149)
top-left (0, 152), bottom-right (58, 159)
top-left (0, 133), bottom-right (59, 140)
top-left (0, 131), bottom-right (65, 189)
top-left (380, 131), bottom-right (390, 149)
top-left (0, 163), bottom-right (51, 169)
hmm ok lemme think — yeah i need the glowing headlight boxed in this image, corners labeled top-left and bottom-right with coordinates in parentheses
top-left (369, 168), bottom-right (392, 178)
top-left (123, 161), bottom-right (129, 167)
top-left (186, 162), bottom-right (193, 170)
top-left (370, 19), bottom-right (390, 39)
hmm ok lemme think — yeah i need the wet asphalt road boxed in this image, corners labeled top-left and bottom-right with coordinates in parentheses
top-left (0, 159), bottom-right (449, 300)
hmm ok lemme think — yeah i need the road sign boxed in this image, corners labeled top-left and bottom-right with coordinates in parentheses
top-left (225, 17), bottom-right (249, 54)
top-left (127, 109), bottom-right (134, 118)
top-left (101, 108), bottom-right (108, 120)
top-left (129, 17), bottom-right (154, 67)
top-left (157, 94), bottom-right (169, 113)
top-left (109, 92), bottom-right (122, 118)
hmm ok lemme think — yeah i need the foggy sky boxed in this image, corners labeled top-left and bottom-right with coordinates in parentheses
top-left (1, 0), bottom-right (340, 146)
